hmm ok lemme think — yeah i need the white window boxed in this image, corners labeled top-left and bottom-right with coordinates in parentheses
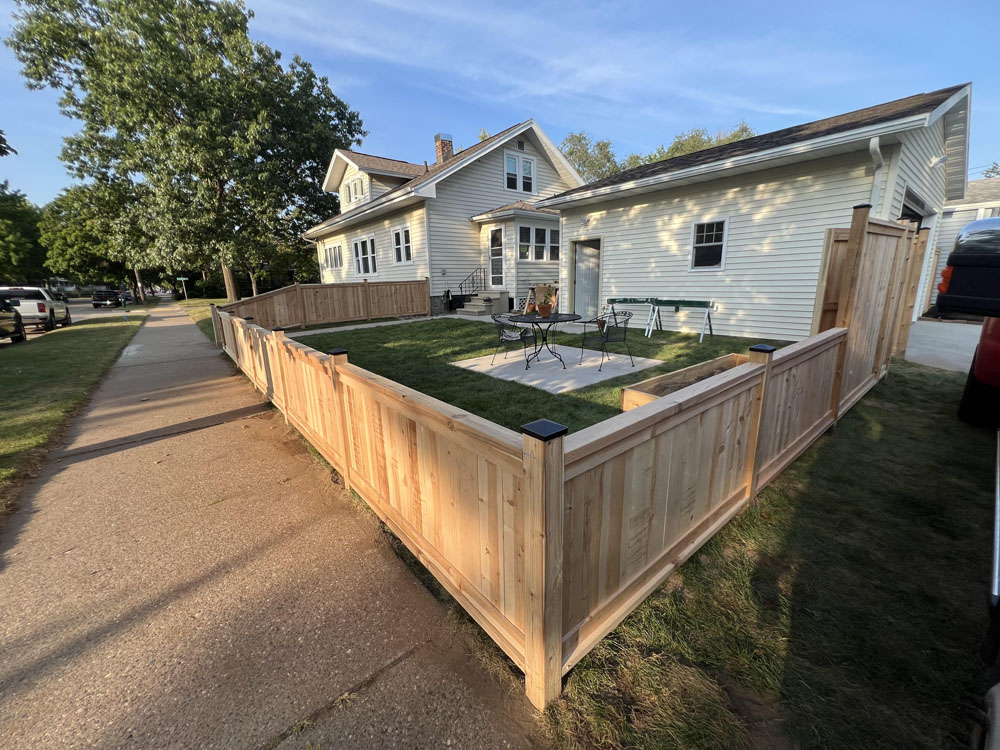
top-left (517, 226), bottom-right (559, 261)
top-left (323, 244), bottom-right (343, 270)
top-left (392, 225), bottom-right (412, 265)
top-left (504, 151), bottom-right (535, 194)
top-left (690, 219), bottom-right (727, 270)
top-left (352, 235), bottom-right (377, 276)
top-left (344, 176), bottom-right (365, 205)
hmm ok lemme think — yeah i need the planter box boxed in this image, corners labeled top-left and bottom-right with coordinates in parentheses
top-left (620, 353), bottom-right (750, 411)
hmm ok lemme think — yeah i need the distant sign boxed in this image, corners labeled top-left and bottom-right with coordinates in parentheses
top-left (176, 276), bottom-right (189, 281)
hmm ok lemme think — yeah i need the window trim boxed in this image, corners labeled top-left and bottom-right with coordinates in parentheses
top-left (343, 175), bottom-right (366, 206)
top-left (503, 149), bottom-right (537, 195)
top-left (322, 243), bottom-right (344, 271)
top-left (391, 224), bottom-right (413, 265)
top-left (516, 224), bottom-right (560, 262)
top-left (352, 233), bottom-right (378, 277)
top-left (688, 217), bottom-right (729, 272)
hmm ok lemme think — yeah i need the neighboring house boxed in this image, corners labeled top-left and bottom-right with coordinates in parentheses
top-left (537, 84), bottom-right (972, 340)
top-left (304, 121), bottom-right (583, 313)
top-left (926, 178), bottom-right (1000, 309)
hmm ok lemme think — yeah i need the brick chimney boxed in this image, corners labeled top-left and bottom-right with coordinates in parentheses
top-left (434, 133), bottom-right (454, 164)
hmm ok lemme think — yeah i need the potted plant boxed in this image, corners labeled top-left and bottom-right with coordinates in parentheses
top-left (536, 284), bottom-right (555, 318)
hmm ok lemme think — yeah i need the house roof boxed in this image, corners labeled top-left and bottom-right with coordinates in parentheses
top-left (471, 200), bottom-right (559, 223)
top-left (306, 120), bottom-right (582, 239)
top-left (539, 84), bottom-right (971, 208)
top-left (339, 151), bottom-right (427, 178)
top-left (947, 178), bottom-right (1000, 208)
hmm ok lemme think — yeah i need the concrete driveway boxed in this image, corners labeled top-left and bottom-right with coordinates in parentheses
top-left (0, 303), bottom-right (538, 749)
top-left (903, 320), bottom-right (982, 372)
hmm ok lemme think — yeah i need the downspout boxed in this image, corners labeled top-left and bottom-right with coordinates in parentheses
top-left (868, 136), bottom-right (885, 213)
top-left (303, 235), bottom-right (322, 282)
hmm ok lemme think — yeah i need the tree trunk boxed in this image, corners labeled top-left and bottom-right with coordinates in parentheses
top-left (221, 262), bottom-right (240, 302)
top-left (202, 269), bottom-right (208, 281)
top-left (249, 271), bottom-right (258, 297)
top-left (133, 268), bottom-right (147, 303)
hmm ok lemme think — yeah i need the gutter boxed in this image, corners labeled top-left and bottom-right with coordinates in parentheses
top-left (868, 136), bottom-right (885, 211)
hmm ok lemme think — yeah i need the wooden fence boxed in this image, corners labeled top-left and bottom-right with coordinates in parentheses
top-left (209, 205), bottom-right (906, 708)
top-left (217, 278), bottom-right (431, 330)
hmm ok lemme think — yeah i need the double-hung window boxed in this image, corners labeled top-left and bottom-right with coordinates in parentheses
top-left (518, 226), bottom-right (531, 260)
top-left (517, 226), bottom-right (560, 261)
top-left (504, 151), bottom-right (535, 194)
top-left (344, 176), bottom-right (365, 205)
top-left (392, 225), bottom-right (412, 265)
top-left (549, 229), bottom-right (560, 261)
top-left (691, 220), bottom-right (727, 270)
top-left (534, 228), bottom-right (547, 260)
top-left (353, 235), bottom-right (377, 276)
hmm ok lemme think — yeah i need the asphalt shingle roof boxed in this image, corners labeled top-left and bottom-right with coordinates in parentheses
top-left (950, 177), bottom-right (1000, 207)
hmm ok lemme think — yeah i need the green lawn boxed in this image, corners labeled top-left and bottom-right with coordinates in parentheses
top-left (300, 318), bottom-right (781, 433)
top-left (299, 319), bottom-right (993, 748)
top-left (0, 316), bottom-right (146, 521)
top-left (177, 297), bottom-right (227, 341)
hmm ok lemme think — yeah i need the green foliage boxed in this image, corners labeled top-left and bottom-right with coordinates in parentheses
top-left (0, 181), bottom-right (45, 284)
top-left (0, 130), bottom-right (15, 157)
top-left (38, 184), bottom-right (128, 282)
top-left (8, 0), bottom-right (366, 279)
top-left (561, 122), bottom-right (757, 183)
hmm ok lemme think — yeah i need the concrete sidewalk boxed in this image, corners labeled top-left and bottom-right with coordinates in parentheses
top-left (0, 303), bottom-right (538, 749)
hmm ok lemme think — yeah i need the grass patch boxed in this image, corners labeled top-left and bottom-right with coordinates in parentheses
top-left (546, 360), bottom-right (993, 749)
top-left (0, 316), bottom-right (146, 522)
top-left (177, 297), bottom-right (227, 342)
top-left (297, 316), bottom-right (403, 332)
top-left (300, 318), bottom-right (780, 432)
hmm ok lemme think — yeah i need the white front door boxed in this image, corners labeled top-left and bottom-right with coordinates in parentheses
top-left (489, 227), bottom-right (504, 288)
top-left (574, 240), bottom-right (601, 318)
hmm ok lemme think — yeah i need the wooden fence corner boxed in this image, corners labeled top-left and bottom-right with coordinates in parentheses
top-left (744, 344), bottom-right (776, 501)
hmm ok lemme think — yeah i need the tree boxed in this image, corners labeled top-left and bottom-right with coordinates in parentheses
top-left (0, 182), bottom-right (45, 284)
top-left (0, 131), bottom-right (15, 157)
top-left (39, 184), bottom-right (128, 284)
top-left (559, 132), bottom-right (620, 183)
top-left (477, 128), bottom-right (491, 142)
top-left (562, 122), bottom-right (756, 181)
top-left (8, 0), bottom-right (366, 301)
top-left (985, 162), bottom-right (1000, 179)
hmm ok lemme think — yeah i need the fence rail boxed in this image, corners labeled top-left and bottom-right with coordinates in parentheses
top-left (208, 204), bottom-right (910, 709)
top-left (217, 278), bottom-right (431, 330)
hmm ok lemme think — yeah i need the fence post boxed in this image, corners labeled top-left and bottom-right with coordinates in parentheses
top-left (363, 279), bottom-right (372, 320)
top-left (425, 276), bottom-right (431, 316)
top-left (295, 282), bottom-right (306, 329)
top-left (744, 344), bottom-right (776, 501)
top-left (209, 304), bottom-right (220, 347)
top-left (521, 418), bottom-right (567, 710)
top-left (830, 331), bottom-right (849, 423)
top-left (835, 203), bottom-right (871, 329)
top-left (329, 348), bottom-right (354, 489)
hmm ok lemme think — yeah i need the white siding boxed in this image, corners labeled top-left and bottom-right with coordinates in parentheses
top-left (370, 174), bottom-right (409, 201)
top-left (559, 151), bottom-right (877, 341)
top-left (889, 120), bottom-right (947, 218)
top-left (337, 162), bottom-right (372, 211)
top-left (316, 204), bottom-right (428, 285)
top-left (426, 137), bottom-right (576, 296)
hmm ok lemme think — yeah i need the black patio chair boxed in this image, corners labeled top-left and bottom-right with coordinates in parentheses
top-left (491, 313), bottom-right (537, 368)
top-left (580, 310), bottom-right (635, 371)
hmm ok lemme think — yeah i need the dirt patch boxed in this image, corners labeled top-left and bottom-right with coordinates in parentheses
top-left (718, 678), bottom-right (793, 750)
top-left (638, 362), bottom-right (735, 398)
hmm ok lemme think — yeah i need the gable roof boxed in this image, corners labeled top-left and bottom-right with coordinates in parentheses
top-left (947, 178), bottom-right (1000, 208)
top-left (341, 151), bottom-right (427, 178)
top-left (471, 200), bottom-right (559, 223)
top-left (538, 83), bottom-right (971, 208)
top-left (306, 120), bottom-right (583, 239)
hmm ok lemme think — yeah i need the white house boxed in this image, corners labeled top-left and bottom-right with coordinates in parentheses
top-left (304, 121), bottom-right (583, 313)
top-left (926, 177), bottom-right (1000, 308)
top-left (536, 84), bottom-right (972, 340)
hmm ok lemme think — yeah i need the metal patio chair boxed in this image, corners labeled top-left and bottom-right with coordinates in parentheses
top-left (580, 310), bottom-right (635, 371)
top-left (491, 313), bottom-right (537, 368)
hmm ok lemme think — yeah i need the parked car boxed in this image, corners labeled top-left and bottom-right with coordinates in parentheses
top-left (91, 289), bottom-right (123, 308)
top-left (0, 287), bottom-right (71, 331)
top-left (0, 297), bottom-right (26, 343)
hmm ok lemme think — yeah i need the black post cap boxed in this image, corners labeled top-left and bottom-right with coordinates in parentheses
top-left (749, 344), bottom-right (778, 354)
top-left (328, 348), bottom-right (348, 356)
top-left (521, 418), bottom-right (569, 441)
top-left (244, 316), bottom-right (255, 321)
top-left (852, 203), bottom-right (873, 210)
top-left (273, 325), bottom-right (287, 332)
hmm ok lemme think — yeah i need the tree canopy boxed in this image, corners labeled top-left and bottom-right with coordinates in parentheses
top-left (985, 162), bottom-right (1000, 179)
top-left (0, 182), bottom-right (45, 284)
top-left (39, 184), bottom-right (130, 282)
top-left (561, 122), bottom-right (756, 183)
top-left (0, 131), bottom-right (15, 157)
top-left (8, 0), bottom-right (366, 299)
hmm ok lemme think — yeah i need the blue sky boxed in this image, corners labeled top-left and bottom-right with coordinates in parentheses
top-left (1, 0), bottom-right (997, 205)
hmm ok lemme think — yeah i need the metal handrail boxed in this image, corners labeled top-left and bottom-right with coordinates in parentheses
top-left (458, 267), bottom-right (486, 296)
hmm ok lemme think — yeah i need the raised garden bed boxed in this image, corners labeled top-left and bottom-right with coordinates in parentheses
top-left (620, 353), bottom-right (749, 411)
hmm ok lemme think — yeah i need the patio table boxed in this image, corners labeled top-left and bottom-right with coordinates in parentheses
top-left (509, 312), bottom-right (581, 369)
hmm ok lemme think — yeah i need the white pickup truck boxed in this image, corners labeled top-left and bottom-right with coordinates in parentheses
top-left (0, 287), bottom-right (72, 331)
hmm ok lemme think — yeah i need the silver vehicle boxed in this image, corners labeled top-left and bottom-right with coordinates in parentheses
top-left (0, 287), bottom-right (71, 331)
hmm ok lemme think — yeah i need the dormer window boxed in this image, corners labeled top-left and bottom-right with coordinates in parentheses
top-left (344, 176), bottom-right (365, 204)
top-left (504, 151), bottom-right (535, 194)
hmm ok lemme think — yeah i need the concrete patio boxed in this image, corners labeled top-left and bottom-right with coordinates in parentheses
top-left (451, 345), bottom-right (662, 394)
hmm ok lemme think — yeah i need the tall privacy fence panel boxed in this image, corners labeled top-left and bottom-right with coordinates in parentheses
top-left (217, 278), bottom-right (431, 330)
top-left (209, 204), bottom-right (915, 709)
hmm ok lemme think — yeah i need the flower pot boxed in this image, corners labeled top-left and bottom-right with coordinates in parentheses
top-left (597, 319), bottom-right (607, 332)
top-left (526, 303), bottom-right (536, 314)
top-left (537, 304), bottom-right (553, 318)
